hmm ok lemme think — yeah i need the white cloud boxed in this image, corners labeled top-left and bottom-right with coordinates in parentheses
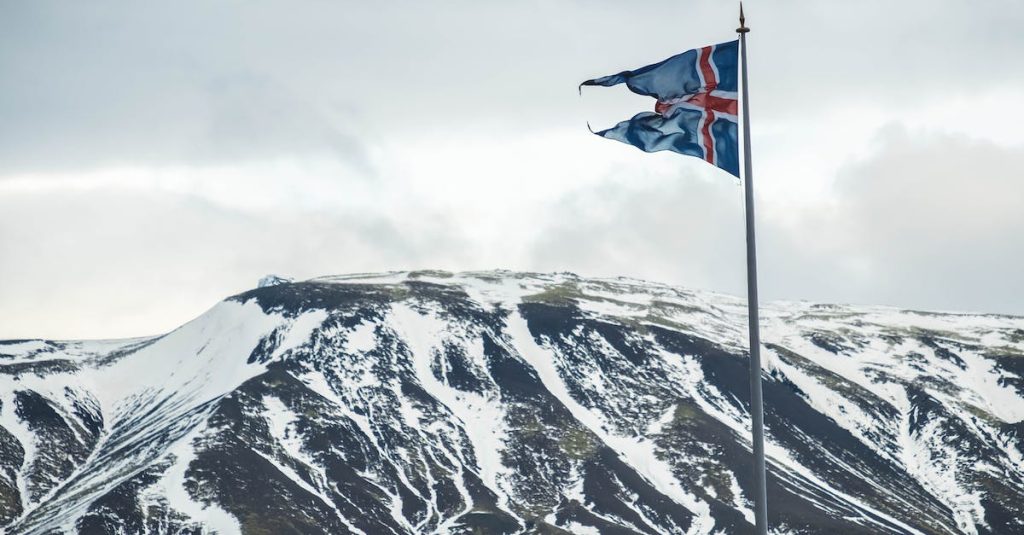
top-left (2, 0), bottom-right (1023, 337)
top-left (0, 189), bottom-right (468, 338)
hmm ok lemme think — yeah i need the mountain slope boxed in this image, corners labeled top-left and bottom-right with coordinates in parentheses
top-left (0, 271), bottom-right (1022, 534)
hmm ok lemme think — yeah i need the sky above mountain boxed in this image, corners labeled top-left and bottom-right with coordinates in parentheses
top-left (2, 0), bottom-right (1023, 338)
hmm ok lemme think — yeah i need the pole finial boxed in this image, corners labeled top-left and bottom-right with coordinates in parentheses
top-left (737, 2), bottom-right (750, 33)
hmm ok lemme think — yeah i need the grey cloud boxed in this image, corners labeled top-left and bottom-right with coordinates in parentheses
top-left (529, 125), bottom-right (1024, 315)
top-left (0, 2), bottom-right (372, 175)
top-left (529, 172), bottom-right (749, 296)
top-left (813, 126), bottom-right (1024, 313)
top-left (3, 0), bottom-right (1023, 174)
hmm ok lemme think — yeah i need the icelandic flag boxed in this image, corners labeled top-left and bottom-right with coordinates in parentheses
top-left (581, 40), bottom-right (740, 177)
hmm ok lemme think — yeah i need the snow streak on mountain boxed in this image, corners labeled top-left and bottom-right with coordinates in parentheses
top-left (0, 271), bottom-right (1022, 534)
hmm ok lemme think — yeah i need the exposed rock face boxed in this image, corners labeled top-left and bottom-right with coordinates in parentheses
top-left (0, 271), bottom-right (1022, 534)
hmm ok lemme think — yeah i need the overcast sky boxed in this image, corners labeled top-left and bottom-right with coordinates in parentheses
top-left (2, 0), bottom-right (1023, 339)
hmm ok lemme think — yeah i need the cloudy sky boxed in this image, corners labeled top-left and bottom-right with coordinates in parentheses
top-left (2, 0), bottom-right (1023, 339)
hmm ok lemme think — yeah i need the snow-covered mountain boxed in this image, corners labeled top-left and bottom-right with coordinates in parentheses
top-left (1, 271), bottom-right (1022, 534)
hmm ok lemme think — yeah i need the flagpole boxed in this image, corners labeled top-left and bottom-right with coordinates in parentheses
top-left (737, 4), bottom-right (769, 534)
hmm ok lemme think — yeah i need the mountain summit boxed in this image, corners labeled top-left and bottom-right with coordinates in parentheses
top-left (0, 271), bottom-right (1022, 534)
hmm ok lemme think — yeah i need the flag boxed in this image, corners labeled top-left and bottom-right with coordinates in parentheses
top-left (581, 40), bottom-right (740, 177)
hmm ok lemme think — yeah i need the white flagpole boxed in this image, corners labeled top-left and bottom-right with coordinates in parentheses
top-left (737, 4), bottom-right (769, 534)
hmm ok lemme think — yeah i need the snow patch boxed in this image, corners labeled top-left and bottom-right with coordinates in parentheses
top-left (148, 422), bottom-right (241, 535)
top-left (258, 274), bottom-right (294, 288)
top-left (345, 321), bottom-right (378, 353)
top-left (505, 310), bottom-right (715, 535)
top-left (390, 304), bottom-right (516, 520)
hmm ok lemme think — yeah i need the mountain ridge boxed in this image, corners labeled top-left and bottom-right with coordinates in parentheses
top-left (0, 270), bottom-right (1022, 534)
